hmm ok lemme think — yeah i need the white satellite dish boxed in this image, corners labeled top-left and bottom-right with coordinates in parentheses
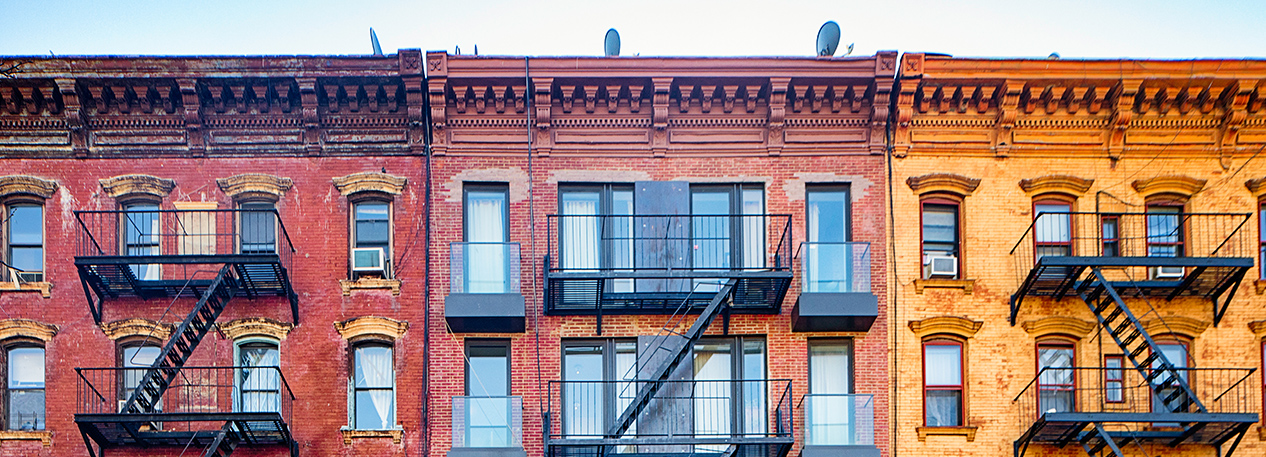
top-left (604, 28), bottom-right (621, 57)
top-left (816, 21), bottom-right (841, 57)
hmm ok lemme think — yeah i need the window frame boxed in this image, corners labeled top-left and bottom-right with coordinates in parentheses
top-left (238, 200), bottom-right (278, 255)
top-left (1149, 336), bottom-right (1193, 418)
top-left (3, 339), bottom-right (44, 431)
top-left (1104, 355), bottom-right (1125, 404)
top-left (922, 337), bottom-right (965, 427)
top-left (121, 200), bottom-right (163, 280)
top-left (464, 339), bottom-right (511, 397)
top-left (116, 337), bottom-right (162, 409)
top-left (1101, 214), bottom-right (1121, 257)
top-left (235, 338), bottom-right (281, 413)
top-left (557, 183), bottom-right (636, 292)
top-left (1032, 197), bottom-right (1074, 259)
top-left (3, 200), bottom-right (44, 283)
top-left (919, 196), bottom-right (962, 279)
top-left (349, 338), bottom-right (396, 430)
top-left (1145, 200), bottom-right (1186, 258)
top-left (1258, 201), bottom-right (1265, 279)
top-left (463, 183), bottom-right (510, 244)
top-left (559, 338), bottom-right (638, 438)
top-left (349, 198), bottom-right (393, 279)
top-left (1034, 339), bottom-right (1077, 415)
top-left (689, 183), bottom-right (766, 271)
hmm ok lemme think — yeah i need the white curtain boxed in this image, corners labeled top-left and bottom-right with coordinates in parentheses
top-left (467, 196), bottom-right (506, 293)
top-left (809, 345), bottom-right (851, 444)
top-left (807, 203), bottom-right (822, 292)
top-left (240, 346), bottom-right (280, 413)
top-left (562, 199), bottom-right (599, 270)
top-left (355, 346), bottom-right (394, 429)
top-left (693, 345), bottom-right (731, 453)
top-left (127, 207), bottom-right (161, 280)
top-left (742, 189), bottom-right (764, 269)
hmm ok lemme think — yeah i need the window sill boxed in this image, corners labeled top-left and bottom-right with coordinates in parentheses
top-left (0, 282), bottom-right (51, 298)
top-left (340, 278), bottom-right (401, 296)
top-left (916, 426), bottom-right (976, 442)
top-left (341, 427), bottom-right (403, 444)
top-left (914, 279), bottom-right (974, 294)
top-left (0, 430), bottom-right (52, 446)
top-left (1258, 425), bottom-right (1266, 441)
top-left (1255, 280), bottom-right (1266, 295)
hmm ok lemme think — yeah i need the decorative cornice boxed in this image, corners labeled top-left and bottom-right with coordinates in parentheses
top-left (1020, 316), bottom-right (1096, 339)
top-left (1141, 316), bottom-right (1210, 338)
top-left (1245, 177), bottom-right (1266, 197)
top-left (99, 318), bottom-right (172, 341)
top-left (1019, 175), bottom-right (1095, 198)
top-left (99, 174), bottom-right (176, 199)
top-left (0, 430), bottom-right (52, 446)
top-left (0, 281), bottom-right (51, 298)
top-left (333, 172), bottom-right (407, 196)
top-left (906, 173), bottom-right (981, 196)
top-left (216, 174), bottom-right (294, 201)
top-left (334, 316), bottom-right (408, 341)
top-left (340, 278), bottom-right (401, 296)
top-left (908, 316), bottom-right (983, 339)
top-left (217, 317), bottom-right (294, 341)
top-left (916, 426), bottom-right (977, 442)
top-left (1131, 175), bottom-right (1206, 199)
top-left (341, 428), bottom-right (403, 444)
top-left (0, 175), bottom-right (58, 199)
top-left (0, 319), bottom-right (58, 342)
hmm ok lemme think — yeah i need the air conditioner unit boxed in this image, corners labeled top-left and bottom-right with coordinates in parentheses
top-left (352, 247), bottom-right (386, 276)
top-left (1154, 266), bottom-right (1184, 279)
top-left (927, 256), bottom-right (958, 277)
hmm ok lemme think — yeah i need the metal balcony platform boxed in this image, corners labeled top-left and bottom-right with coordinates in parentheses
top-left (545, 271), bottom-right (793, 315)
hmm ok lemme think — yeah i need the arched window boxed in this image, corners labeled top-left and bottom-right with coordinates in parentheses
top-left (5, 342), bottom-right (44, 430)
top-left (1036, 339), bottom-right (1075, 414)
top-left (923, 337), bottom-right (964, 427)
top-left (118, 339), bottom-right (161, 412)
top-left (351, 340), bottom-right (395, 430)
top-left (237, 340), bottom-right (281, 413)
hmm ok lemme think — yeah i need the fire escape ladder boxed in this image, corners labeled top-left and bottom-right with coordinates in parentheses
top-left (1078, 423), bottom-right (1126, 457)
top-left (1081, 268), bottom-right (1206, 416)
top-left (122, 264), bottom-right (240, 415)
top-left (203, 421), bottom-right (242, 457)
top-left (607, 279), bottom-right (738, 439)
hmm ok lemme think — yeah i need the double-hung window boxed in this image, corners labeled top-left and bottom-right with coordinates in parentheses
top-left (805, 186), bottom-right (852, 292)
top-left (351, 342), bottom-right (395, 430)
top-left (1151, 341), bottom-right (1189, 423)
top-left (923, 340), bottom-right (963, 426)
top-left (1104, 355), bottom-right (1124, 403)
top-left (120, 343), bottom-right (161, 412)
top-left (124, 203), bottom-right (161, 280)
top-left (5, 204), bottom-right (42, 283)
top-left (352, 202), bottom-right (390, 278)
top-left (1036, 342), bottom-right (1074, 414)
top-left (1146, 205), bottom-right (1184, 258)
top-left (239, 202), bottom-right (277, 254)
top-left (921, 200), bottom-right (959, 279)
top-left (464, 341), bottom-right (511, 447)
top-left (6, 346), bottom-right (44, 430)
top-left (238, 341), bottom-right (281, 413)
top-left (464, 185), bottom-right (510, 293)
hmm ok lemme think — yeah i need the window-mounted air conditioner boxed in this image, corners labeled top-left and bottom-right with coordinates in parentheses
top-left (352, 247), bottom-right (387, 276)
top-left (926, 255), bottom-right (959, 277)
top-left (1154, 266), bottom-right (1184, 279)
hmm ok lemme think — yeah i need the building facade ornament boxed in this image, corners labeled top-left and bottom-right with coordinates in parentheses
top-left (1249, 320), bottom-right (1266, 336)
top-left (1020, 316), bottom-right (1096, 339)
top-left (332, 172), bottom-right (407, 196)
top-left (99, 318), bottom-right (172, 341)
top-left (1141, 316), bottom-right (1209, 338)
top-left (1131, 175), bottom-right (1206, 199)
top-left (908, 315), bottom-right (983, 339)
top-left (99, 174), bottom-right (176, 199)
top-left (0, 175), bottom-right (58, 199)
top-left (906, 173), bottom-right (981, 196)
top-left (1018, 175), bottom-right (1095, 198)
top-left (334, 316), bottom-right (408, 341)
top-left (217, 317), bottom-right (294, 341)
top-left (0, 319), bottom-right (58, 342)
top-left (216, 173), bottom-right (294, 201)
top-left (1244, 177), bottom-right (1266, 197)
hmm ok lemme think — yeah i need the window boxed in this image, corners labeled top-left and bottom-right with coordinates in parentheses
top-left (559, 184), bottom-right (634, 293)
top-left (1258, 203), bottom-right (1265, 278)
top-left (5, 345), bottom-right (43, 430)
top-left (1036, 341), bottom-right (1074, 414)
top-left (4, 204), bottom-right (42, 283)
top-left (691, 185), bottom-right (765, 280)
top-left (806, 186), bottom-right (852, 293)
top-left (352, 202), bottom-right (391, 279)
top-left (120, 342), bottom-right (161, 412)
top-left (561, 340), bottom-right (636, 437)
top-left (351, 342), bottom-right (394, 430)
top-left (1151, 340), bottom-right (1190, 422)
top-left (238, 341), bottom-right (280, 413)
top-left (1033, 201), bottom-right (1072, 259)
top-left (464, 185), bottom-right (510, 293)
top-left (1146, 204), bottom-right (1184, 258)
top-left (124, 203), bottom-right (161, 280)
top-left (921, 199), bottom-right (960, 279)
top-left (693, 337), bottom-right (766, 452)
top-left (464, 341), bottom-right (511, 447)
top-left (239, 202), bottom-right (277, 254)
top-left (923, 339), bottom-right (963, 426)
top-left (807, 340), bottom-right (854, 445)
top-left (1104, 355), bottom-right (1124, 403)
top-left (1101, 215), bottom-right (1120, 257)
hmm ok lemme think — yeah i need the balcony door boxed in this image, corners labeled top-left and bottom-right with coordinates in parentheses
top-left (465, 342), bottom-right (511, 447)
top-left (561, 341), bottom-right (636, 439)
top-left (806, 186), bottom-right (851, 292)
top-left (124, 203), bottom-right (161, 280)
top-left (559, 185), bottom-right (634, 293)
top-left (808, 341), bottom-right (856, 445)
top-left (465, 185), bottom-right (509, 293)
top-left (691, 185), bottom-right (764, 292)
top-left (693, 338), bottom-right (765, 452)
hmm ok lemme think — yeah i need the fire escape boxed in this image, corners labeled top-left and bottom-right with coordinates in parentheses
top-left (1009, 211), bottom-right (1258, 457)
top-left (72, 208), bottom-right (299, 457)
top-left (543, 184), bottom-right (796, 457)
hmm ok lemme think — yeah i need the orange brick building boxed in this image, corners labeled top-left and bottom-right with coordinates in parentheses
top-left (890, 55), bottom-right (1266, 457)
top-left (424, 51), bottom-right (893, 457)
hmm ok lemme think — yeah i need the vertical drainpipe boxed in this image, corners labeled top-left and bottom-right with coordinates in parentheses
top-left (421, 52), bottom-right (435, 457)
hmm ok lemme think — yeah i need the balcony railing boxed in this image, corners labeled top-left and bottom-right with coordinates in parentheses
top-left (450, 242), bottom-right (522, 294)
top-left (801, 394), bottom-right (874, 446)
top-left (799, 242), bottom-right (870, 293)
top-left (452, 396), bottom-right (523, 448)
top-left (546, 379), bottom-right (793, 446)
top-left (74, 208), bottom-right (295, 269)
top-left (75, 366), bottom-right (294, 422)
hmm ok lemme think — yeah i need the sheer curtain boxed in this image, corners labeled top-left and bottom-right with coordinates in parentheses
top-left (742, 189), bottom-right (765, 270)
top-left (562, 197), bottom-right (599, 271)
top-left (355, 346), bottom-right (394, 429)
top-left (693, 343), bottom-right (732, 453)
top-left (239, 345), bottom-right (280, 413)
top-left (807, 202), bottom-right (822, 292)
top-left (467, 194), bottom-right (506, 293)
top-left (126, 205), bottom-right (161, 280)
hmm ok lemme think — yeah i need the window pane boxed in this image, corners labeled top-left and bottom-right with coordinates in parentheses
top-left (8, 206), bottom-right (41, 245)
top-left (807, 189), bottom-right (848, 243)
top-left (1034, 204), bottom-right (1071, 243)
top-left (921, 206), bottom-right (957, 244)
top-left (925, 390), bottom-right (961, 427)
top-left (924, 345), bottom-right (962, 386)
top-left (240, 203), bottom-right (276, 254)
top-left (8, 347), bottom-right (44, 431)
top-left (467, 345), bottom-right (508, 397)
top-left (9, 247), bottom-right (42, 273)
top-left (354, 346), bottom-right (394, 388)
top-left (810, 342), bottom-right (851, 394)
top-left (355, 390), bottom-right (394, 429)
top-left (8, 348), bottom-right (43, 388)
top-left (354, 203), bottom-right (390, 248)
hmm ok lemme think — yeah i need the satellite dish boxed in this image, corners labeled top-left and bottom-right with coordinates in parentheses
top-left (604, 28), bottom-right (621, 57)
top-left (370, 28), bottom-right (383, 56)
top-left (816, 21), bottom-right (841, 57)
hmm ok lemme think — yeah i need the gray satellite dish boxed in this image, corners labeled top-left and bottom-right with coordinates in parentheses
top-left (604, 28), bottom-right (621, 57)
top-left (816, 21), bottom-right (841, 57)
top-left (370, 28), bottom-right (383, 56)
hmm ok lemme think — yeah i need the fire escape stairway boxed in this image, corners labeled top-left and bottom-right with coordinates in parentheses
top-left (203, 421), bottom-right (242, 457)
top-left (1078, 423), bottom-right (1126, 457)
top-left (121, 263), bottom-right (240, 415)
top-left (607, 279), bottom-right (738, 441)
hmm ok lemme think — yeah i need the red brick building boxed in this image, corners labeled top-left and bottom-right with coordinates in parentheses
top-left (0, 52), bottom-right (428, 456)
top-left (425, 51), bottom-right (893, 457)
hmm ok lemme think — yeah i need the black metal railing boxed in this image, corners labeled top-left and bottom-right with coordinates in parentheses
top-left (798, 242), bottom-right (871, 294)
top-left (1010, 212), bottom-right (1251, 266)
top-left (546, 214), bottom-right (793, 278)
top-left (800, 393), bottom-right (874, 446)
top-left (546, 379), bottom-right (793, 442)
top-left (450, 242), bottom-right (522, 294)
top-left (74, 208), bottom-right (295, 269)
top-left (75, 366), bottom-right (294, 424)
top-left (1013, 366), bottom-right (1257, 427)
top-left (452, 395), bottom-right (523, 448)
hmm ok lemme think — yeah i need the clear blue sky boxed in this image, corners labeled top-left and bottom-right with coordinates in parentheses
top-left (2, 0), bottom-right (1265, 58)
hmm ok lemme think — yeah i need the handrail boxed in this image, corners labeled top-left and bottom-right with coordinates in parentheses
top-left (77, 365), bottom-right (296, 400)
top-left (74, 368), bottom-right (109, 403)
top-left (1012, 365), bottom-right (1256, 403)
top-left (1008, 211), bottom-right (1253, 256)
